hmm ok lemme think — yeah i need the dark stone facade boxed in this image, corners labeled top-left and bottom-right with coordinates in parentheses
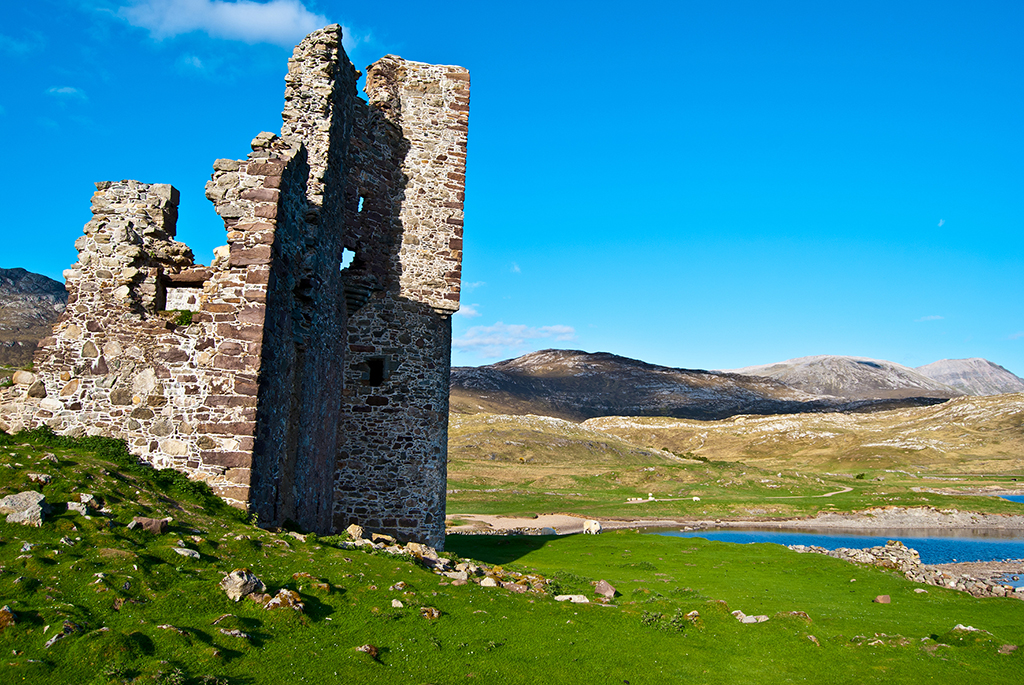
top-left (0, 25), bottom-right (468, 549)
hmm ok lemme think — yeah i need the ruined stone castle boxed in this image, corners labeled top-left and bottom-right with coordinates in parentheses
top-left (0, 26), bottom-right (469, 549)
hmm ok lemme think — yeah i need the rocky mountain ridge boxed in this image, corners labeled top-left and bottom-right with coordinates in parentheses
top-left (0, 267), bottom-right (67, 366)
top-left (726, 355), bottom-right (962, 401)
top-left (450, 349), bottom-right (947, 422)
top-left (916, 358), bottom-right (1024, 396)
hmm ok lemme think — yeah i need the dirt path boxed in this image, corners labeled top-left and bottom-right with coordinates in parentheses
top-left (766, 486), bottom-right (854, 500)
top-left (446, 513), bottom-right (684, 535)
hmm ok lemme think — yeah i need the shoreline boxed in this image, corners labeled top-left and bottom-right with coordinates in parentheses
top-left (447, 505), bottom-right (1024, 536)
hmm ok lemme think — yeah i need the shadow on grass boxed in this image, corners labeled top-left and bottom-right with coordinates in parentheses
top-left (445, 534), bottom-right (555, 565)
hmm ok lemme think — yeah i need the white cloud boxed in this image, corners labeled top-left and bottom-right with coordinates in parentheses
top-left (937, 219), bottom-right (945, 227)
top-left (463, 281), bottom-right (485, 291)
top-left (46, 86), bottom-right (87, 100)
top-left (453, 322), bottom-right (577, 358)
top-left (455, 303), bottom-right (481, 318)
top-left (179, 54), bottom-right (204, 69)
top-left (1010, 332), bottom-right (1024, 341)
top-left (119, 0), bottom-right (327, 46)
top-left (914, 315), bottom-right (943, 322)
top-left (510, 262), bottom-right (521, 273)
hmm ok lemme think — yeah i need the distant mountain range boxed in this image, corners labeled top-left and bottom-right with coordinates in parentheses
top-left (726, 355), bottom-right (962, 401)
top-left (0, 268), bottom-right (67, 366)
top-left (449, 350), bottom-right (951, 422)
top-left (915, 358), bottom-right (1024, 396)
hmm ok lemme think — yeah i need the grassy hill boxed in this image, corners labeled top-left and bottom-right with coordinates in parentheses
top-left (2, 428), bottom-right (1023, 684)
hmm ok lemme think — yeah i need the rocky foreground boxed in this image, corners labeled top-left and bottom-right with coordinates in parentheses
top-left (791, 540), bottom-right (1024, 600)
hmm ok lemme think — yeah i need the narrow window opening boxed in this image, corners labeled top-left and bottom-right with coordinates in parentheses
top-left (357, 196), bottom-right (366, 213)
top-left (340, 248), bottom-right (355, 271)
top-left (367, 358), bottom-right (385, 386)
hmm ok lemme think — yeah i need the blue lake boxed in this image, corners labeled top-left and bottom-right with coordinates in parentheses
top-left (659, 528), bottom-right (1024, 567)
top-left (1001, 495), bottom-right (1024, 503)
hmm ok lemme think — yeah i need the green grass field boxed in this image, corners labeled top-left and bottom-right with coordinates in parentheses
top-left (1, 428), bottom-right (1021, 684)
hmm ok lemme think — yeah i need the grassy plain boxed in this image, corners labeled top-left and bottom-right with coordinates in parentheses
top-left (447, 406), bottom-right (1024, 521)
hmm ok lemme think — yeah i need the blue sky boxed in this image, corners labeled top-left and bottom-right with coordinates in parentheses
top-left (2, 1), bottom-right (1021, 374)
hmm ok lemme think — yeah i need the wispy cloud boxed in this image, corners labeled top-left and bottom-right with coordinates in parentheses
top-left (119, 0), bottom-right (327, 47)
top-left (1010, 332), bottom-right (1024, 341)
top-left (179, 54), bottom-right (205, 69)
top-left (455, 303), bottom-right (482, 318)
top-left (46, 86), bottom-right (87, 100)
top-left (914, 315), bottom-right (943, 322)
top-left (463, 281), bottom-right (485, 291)
top-left (937, 219), bottom-right (945, 227)
top-left (453, 322), bottom-right (576, 358)
top-left (510, 262), bottom-right (521, 274)
top-left (0, 33), bottom-right (40, 56)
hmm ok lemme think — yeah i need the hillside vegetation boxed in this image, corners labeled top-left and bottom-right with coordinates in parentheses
top-left (2, 428), bottom-right (1022, 684)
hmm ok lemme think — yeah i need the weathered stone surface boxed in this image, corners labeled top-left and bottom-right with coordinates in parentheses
top-left (0, 490), bottom-right (50, 516)
top-left (873, 595), bottom-right (891, 604)
top-left (594, 580), bottom-right (617, 598)
top-left (12, 370), bottom-right (36, 385)
top-left (173, 546), bottom-right (201, 559)
top-left (554, 594), bottom-right (590, 603)
top-left (266, 588), bottom-right (304, 612)
top-left (0, 24), bottom-right (468, 551)
top-left (220, 568), bottom-right (266, 602)
top-left (128, 516), bottom-right (170, 534)
top-left (0, 605), bottom-right (16, 633)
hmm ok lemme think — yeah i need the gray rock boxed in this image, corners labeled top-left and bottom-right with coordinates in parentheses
top-left (27, 473), bottom-right (52, 485)
top-left (128, 516), bottom-right (170, 534)
top-left (873, 595), bottom-right (891, 604)
top-left (0, 490), bottom-right (49, 515)
top-left (220, 569), bottom-right (266, 602)
top-left (67, 502), bottom-right (89, 516)
top-left (554, 594), bottom-right (589, 603)
top-left (173, 547), bottom-right (200, 559)
top-left (479, 577), bottom-right (498, 587)
top-left (594, 579), bottom-right (617, 598)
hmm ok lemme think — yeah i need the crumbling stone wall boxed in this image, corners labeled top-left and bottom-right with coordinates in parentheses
top-left (0, 25), bottom-right (468, 549)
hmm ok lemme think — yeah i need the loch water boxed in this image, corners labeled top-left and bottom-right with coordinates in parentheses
top-left (659, 527), bottom-right (1024, 567)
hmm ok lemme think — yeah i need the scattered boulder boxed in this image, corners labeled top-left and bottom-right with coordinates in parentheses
top-left (998, 644), bottom-right (1018, 655)
top-left (502, 582), bottom-right (529, 593)
top-left (480, 577), bottom-right (498, 587)
top-left (345, 524), bottom-right (365, 540)
top-left (914, 588), bottom-right (928, 594)
top-left (173, 547), bottom-right (200, 560)
top-left (420, 606), bottom-right (441, 620)
top-left (554, 594), bottom-right (589, 603)
top-left (732, 610), bottom-right (769, 623)
top-left (66, 502), bottom-right (89, 516)
top-left (355, 644), bottom-right (379, 659)
top-left (219, 628), bottom-right (250, 639)
top-left (266, 589), bottom-right (304, 612)
top-left (873, 595), bottom-right (891, 604)
top-left (371, 533), bottom-right (396, 544)
top-left (391, 599), bottom-right (404, 608)
top-left (44, 620), bottom-right (82, 648)
top-left (220, 569), bottom-right (266, 602)
top-left (594, 580), bottom-right (617, 599)
top-left (128, 516), bottom-right (171, 534)
top-left (0, 605), bottom-right (16, 632)
top-left (27, 473), bottom-right (52, 485)
top-left (0, 490), bottom-right (50, 527)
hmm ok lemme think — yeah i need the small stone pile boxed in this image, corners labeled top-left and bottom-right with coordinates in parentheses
top-left (789, 540), bottom-right (1024, 600)
top-left (341, 524), bottom-right (550, 595)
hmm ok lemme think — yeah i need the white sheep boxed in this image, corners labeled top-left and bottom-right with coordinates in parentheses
top-left (692, 496), bottom-right (701, 502)
top-left (583, 519), bottom-right (602, 535)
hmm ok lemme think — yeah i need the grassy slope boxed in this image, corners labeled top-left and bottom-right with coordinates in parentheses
top-left (584, 393), bottom-right (1024, 474)
top-left (1, 430), bottom-right (1022, 684)
top-left (447, 409), bottom-right (1024, 521)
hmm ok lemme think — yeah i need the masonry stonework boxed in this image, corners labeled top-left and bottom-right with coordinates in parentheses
top-left (0, 25), bottom-right (468, 549)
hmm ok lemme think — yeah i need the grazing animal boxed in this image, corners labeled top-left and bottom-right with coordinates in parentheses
top-left (583, 519), bottom-right (602, 535)
top-left (692, 496), bottom-right (701, 502)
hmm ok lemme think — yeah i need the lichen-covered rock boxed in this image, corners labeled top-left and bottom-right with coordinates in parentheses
top-left (220, 569), bottom-right (266, 602)
top-left (128, 516), bottom-right (171, 534)
top-left (266, 589), bottom-right (304, 612)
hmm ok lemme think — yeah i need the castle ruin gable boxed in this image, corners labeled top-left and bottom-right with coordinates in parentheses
top-left (0, 25), bottom-right (468, 549)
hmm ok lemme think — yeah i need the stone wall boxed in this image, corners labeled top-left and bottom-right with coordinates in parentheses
top-left (0, 25), bottom-right (468, 549)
